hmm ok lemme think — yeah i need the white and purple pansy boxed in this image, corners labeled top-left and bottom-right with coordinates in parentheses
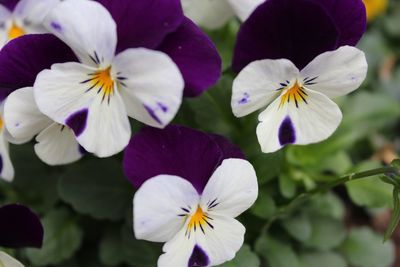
top-left (0, 203), bottom-right (44, 266)
top-left (0, 0), bottom-right (221, 158)
top-left (124, 125), bottom-right (258, 267)
top-left (0, 101), bottom-right (14, 181)
top-left (231, 0), bottom-right (368, 153)
top-left (181, 0), bottom-right (265, 30)
top-left (0, 0), bottom-right (59, 47)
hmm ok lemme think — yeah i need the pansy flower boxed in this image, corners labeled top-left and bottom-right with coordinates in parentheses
top-left (0, 0), bottom-right (221, 157)
top-left (0, 203), bottom-right (44, 266)
top-left (181, 0), bottom-right (264, 30)
top-left (231, 0), bottom-right (368, 153)
top-left (0, 34), bottom-right (83, 165)
top-left (0, 0), bottom-right (59, 46)
top-left (124, 125), bottom-right (258, 267)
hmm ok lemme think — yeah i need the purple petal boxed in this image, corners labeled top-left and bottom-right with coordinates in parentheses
top-left (65, 108), bottom-right (88, 137)
top-left (279, 116), bottom-right (296, 146)
top-left (0, 34), bottom-right (77, 97)
top-left (0, 0), bottom-right (18, 11)
top-left (0, 204), bottom-right (44, 248)
top-left (158, 18), bottom-right (222, 97)
top-left (123, 125), bottom-right (244, 194)
top-left (188, 245), bottom-right (210, 267)
top-left (97, 0), bottom-right (184, 52)
top-left (232, 0), bottom-right (366, 72)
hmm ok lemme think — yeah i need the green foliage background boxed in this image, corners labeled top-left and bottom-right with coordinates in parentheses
top-left (2, 2), bottom-right (400, 267)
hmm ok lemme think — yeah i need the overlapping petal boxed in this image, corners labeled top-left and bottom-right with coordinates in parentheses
top-left (159, 18), bottom-right (221, 97)
top-left (233, 0), bottom-right (366, 72)
top-left (0, 251), bottom-right (24, 267)
top-left (0, 34), bottom-right (76, 99)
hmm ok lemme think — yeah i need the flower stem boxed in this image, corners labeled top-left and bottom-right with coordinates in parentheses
top-left (264, 166), bottom-right (400, 229)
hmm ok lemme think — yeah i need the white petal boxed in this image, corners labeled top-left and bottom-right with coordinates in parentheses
top-left (134, 175), bottom-right (200, 243)
top-left (34, 123), bottom-right (82, 166)
top-left (44, 0), bottom-right (117, 67)
top-left (4, 87), bottom-right (52, 143)
top-left (158, 227), bottom-right (196, 267)
top-left (34, 62), bottom-right (131, 157)
top-left (300, 46), bottom-right (368, 98)
top-left (232, 59), bottom-right (299, 117)
top-left (195, 215), bottom-right (246, 266)
top-left (200, 158), bottom-right (258, 218)
top-left (0, 132), bottom-right (14, 182)
top-left (181, 0), bottom-right (234, 30)
top-left (13, 0), bottom-right (60, 34)
top-left (257, 88), bottom-right (343, 153)
top-left (227, 0), bottom-right (264, 21)
top-left (112, 48), bottom-right (184, 128)
top-left (0, 252), bottom-right (24, 267)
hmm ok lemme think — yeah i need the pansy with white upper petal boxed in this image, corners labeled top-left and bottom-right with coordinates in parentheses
top-left (124, 125), bottom-right (257, 267)
top-left (4, 87), bottom-right (83, 165)
top-left (232, 46), bottom-right (368, 153)
top-left (33, 0), bottom-right (185, 157)
top-left (0, 102), bottom-right (14, 181)
top-left (0, 0), bottom-right (59, 47)
top-left (181, 0), bottom-right (264, 29)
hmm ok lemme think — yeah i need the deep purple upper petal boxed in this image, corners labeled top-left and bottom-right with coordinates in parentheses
top-left (0, 204), bottom-right (44, 248)
top-left (123, 125), bottom-right (243, 194)
top-left (97, 0), bottom-right (184, 52)
top-left (0, 34), bottom-right (77, 97)
top-left (158, 18), bottom-right (222, 97)
top-left (232, 0), bottom-right (366, 72)
top-left (0, 0), bottom-right (18, 11)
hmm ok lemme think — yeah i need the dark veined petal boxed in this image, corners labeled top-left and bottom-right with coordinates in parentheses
top-left (158, 18), bottom-right (221, 97)
top-left (0, 204), bottom-right (44, 248)
top-left (232, 0), bottom-right (366, 72)
top-left (97, 0), bottom-right (184, 52)
top-left (123, 125), bottom-right (244, 193)
top-left (0, 34), bottom-right (77, 98)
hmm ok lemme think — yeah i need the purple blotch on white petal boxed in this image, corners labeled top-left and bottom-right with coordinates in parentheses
top-left (279, 116), bottom-right (296, 146)
top-left (50, 21), bottom-right (63, 32)
top-left (65, 108), bottom-right (88, 137)
top-left (188, 245), bottom-right (210, 267)
top-left (238, 92), bottom-right (250, 104)
top-left (144, 104), bottom-right (162, 125)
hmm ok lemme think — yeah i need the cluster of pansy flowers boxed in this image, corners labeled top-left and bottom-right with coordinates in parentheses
top-left (0, 0), bottom-right (369, 266)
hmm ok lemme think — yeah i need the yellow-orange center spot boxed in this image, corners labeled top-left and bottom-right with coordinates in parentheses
top-left (0, 116), bottom-right (3, 131)
top-left (91, 66), bottom-right (114, 96)
top-left (8, 23), bottom-right (25, 40)
top-left (279, 81), bottom-right (308, 109)
top-left (187, 206), bottom-right (207, 231)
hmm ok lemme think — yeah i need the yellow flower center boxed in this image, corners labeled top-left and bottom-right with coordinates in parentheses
top-left (0, 116), bottom-right (4, 131)
top-left (8, 23), bottom-right (25, 40)
top-left (363, 0), bottom-right (388, 21)
top-left (82, 66), bottom-right (115, 103)
top-left (184, 206), bottom-right (214, 238)
top-left (279, 81), bottom-right (308, 109)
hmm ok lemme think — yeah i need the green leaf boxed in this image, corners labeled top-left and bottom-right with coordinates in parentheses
top-left (279, 173), bottom-right (297, 198)
top-left (340, 227), bottom-right (395, 267)
top-left (250, 188), bottom-right (276, 219)
top-left (305, 193), bottom-right (345, 220)
top-left (99, 228), bottom-right (125, 266)
top-left (384, 188), bottom-right (400, 241)
top-left (303, 215), bottom-right (346, 251)
top-left (58, 159), bottom-right (133, 221)
top-left (346, 161), bottom-right (392, 208)
top-left (299, 252), bottom-right (347, 267)
top-left (120, 225), bottom-right (159, 267)
top-left (25, 209), bottom-right (83, 266)
top-left (217, 245), bottom-right (260, 267)
top-left (282, 213), bottom-right (312, 242)
top-left (255, 235), bottom-right (300, 267)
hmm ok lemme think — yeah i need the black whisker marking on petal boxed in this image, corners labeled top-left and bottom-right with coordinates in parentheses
top-left (181, 207), bottom-right (190, 213)
top-left (94, 51), bottom-right (100, 65)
